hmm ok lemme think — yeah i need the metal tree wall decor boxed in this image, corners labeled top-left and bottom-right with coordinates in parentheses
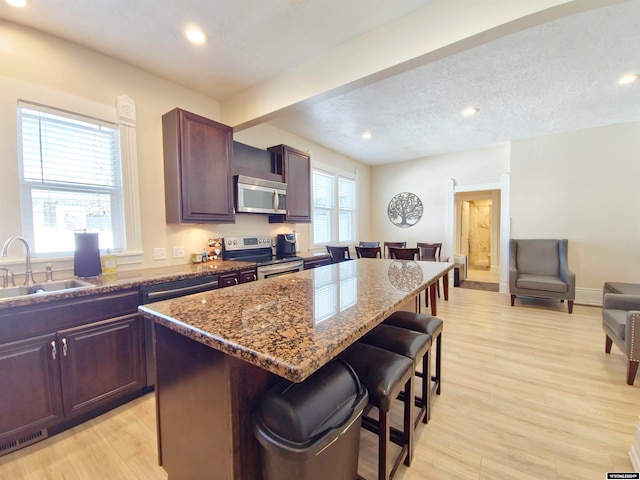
top-left (387, 192), bottom-right (423, 228)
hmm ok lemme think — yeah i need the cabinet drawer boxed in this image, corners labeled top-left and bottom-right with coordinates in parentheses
top-left (0, 290), bottom-right (141, 344)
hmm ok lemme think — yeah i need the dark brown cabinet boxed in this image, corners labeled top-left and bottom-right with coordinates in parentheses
top-left (218, 268), bottom-right (257, 288)
top-left (304, 256), bottom-right (331, 270)
top-left (0, 290), bottom-right (145, 454)
top-left (58, 314), bottom-right (144, 418)
top-left (163, 108), bottom-right (235, 224)
top-left (268, 144), bottom-right (311, 223)
top-left (0, 334), bottom-right (64, 448)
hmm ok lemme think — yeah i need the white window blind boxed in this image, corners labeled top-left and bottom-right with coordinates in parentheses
top-left (313, 168), bottom-right (356, 246)
top-left (18, 102), bottom-right (125, 255)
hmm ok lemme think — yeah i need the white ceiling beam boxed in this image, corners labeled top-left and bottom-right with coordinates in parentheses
top-left (221, 0), bottom-right (613, 131)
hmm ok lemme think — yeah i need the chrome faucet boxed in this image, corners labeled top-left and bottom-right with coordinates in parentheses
top-left (1, 236), bottom-right (36, 286)
top-left (0, 267), bottom-right (15, 288)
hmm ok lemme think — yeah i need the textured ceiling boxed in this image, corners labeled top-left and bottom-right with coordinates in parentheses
top-left (1, 0), bottom-right (639, 165)
top-left (268, 0), bottom-right (640, 164)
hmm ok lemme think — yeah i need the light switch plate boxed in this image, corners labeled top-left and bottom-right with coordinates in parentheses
top-left (172, 246), bottom-right (185, 258)
top-left (153, 248), bottom-right (167, 260)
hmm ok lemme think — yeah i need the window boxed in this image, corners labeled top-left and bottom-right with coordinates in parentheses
top-left (18, 102), bottom-right (125, 255)
top-left (312, 167), bottom-right (356, 245)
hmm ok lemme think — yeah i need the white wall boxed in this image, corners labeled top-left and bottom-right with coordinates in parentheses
top-left (370, 122), bottom-right (640, 305)
top-left (0, 20), bottom-right (369, 276)
top-left (370, 144), bottom-right (510, 256)
top-left (510, 121), bottom-right (640, 292)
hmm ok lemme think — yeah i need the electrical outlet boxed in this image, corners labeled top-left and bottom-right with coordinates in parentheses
top-left (172, 246), bottom-right (185, 258)
top-left (153, 247), bottom-right (167, 260)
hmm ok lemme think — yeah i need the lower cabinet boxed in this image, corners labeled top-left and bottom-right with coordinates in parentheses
top-left (0, 290), bottom-right (145, 455)
top-left (0, 334), bottom-right (64, 447)
top-left (58, 314), bottom-right (144, 418)
top-left (218, 268), bottom-right (257, 288)
top-left (304, 256), bottom-right (331, 270)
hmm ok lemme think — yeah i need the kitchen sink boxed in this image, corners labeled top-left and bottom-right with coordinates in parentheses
top-left (0, 278), bottom-right (96, 299)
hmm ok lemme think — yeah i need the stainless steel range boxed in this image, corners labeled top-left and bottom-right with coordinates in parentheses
top-left (222, 235), bottom-right (304, 280)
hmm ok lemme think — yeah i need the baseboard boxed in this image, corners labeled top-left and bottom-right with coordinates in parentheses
top-left (576, 287), bottom-right (602, 307)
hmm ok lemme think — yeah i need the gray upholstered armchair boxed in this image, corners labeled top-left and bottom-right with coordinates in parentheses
top-left (509, 239), bottom-right (576, 313)
top-left (602, 293), bottom-right (640, 385)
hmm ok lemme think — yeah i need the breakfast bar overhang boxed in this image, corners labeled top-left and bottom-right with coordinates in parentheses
top-left (139, 258), bottom-right (453, 480)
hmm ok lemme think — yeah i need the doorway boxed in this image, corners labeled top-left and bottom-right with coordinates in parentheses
top-left (455, 190), bottom-right (500, 283)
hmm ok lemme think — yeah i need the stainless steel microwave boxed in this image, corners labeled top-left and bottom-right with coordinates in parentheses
top-left (235, 175), bottom-right (287, 214)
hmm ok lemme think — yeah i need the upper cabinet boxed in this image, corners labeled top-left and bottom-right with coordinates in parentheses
top-left (162, 108), bottom-right (235, 223)
top-left (268, 144), bottom-right (311, 223)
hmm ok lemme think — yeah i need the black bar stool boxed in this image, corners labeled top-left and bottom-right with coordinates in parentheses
top-left (358, 324), bottom-right (431, 429)
top-left (340, 343), bottom-right (414, 480)
top-left (383, 311), bottom-right (443, 423)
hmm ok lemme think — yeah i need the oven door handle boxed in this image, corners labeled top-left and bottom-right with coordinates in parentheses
top-left (260, 261), bottom-right (304, 275)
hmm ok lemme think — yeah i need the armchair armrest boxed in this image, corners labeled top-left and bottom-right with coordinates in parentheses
top-left (625, 311), bottom-right (640, 361)
top-left (603, 293), bottom-right (640, 311)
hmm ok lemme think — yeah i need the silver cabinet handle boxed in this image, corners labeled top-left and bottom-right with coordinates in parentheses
top-left (273, 190), bottom-right (278, 211)
top-left (62, 338), bottom-right (68, 357)
top-left (51, 341), bottom-right (57, 360)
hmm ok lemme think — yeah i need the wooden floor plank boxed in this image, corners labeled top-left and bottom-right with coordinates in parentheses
top-left (1, 287), bottom-right (638, 479)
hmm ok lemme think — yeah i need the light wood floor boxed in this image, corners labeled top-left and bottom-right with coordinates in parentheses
top-left (1, 288), bottom-right (638, 479)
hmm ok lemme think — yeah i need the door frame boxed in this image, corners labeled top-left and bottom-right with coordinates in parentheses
top-left (445, 173), bottom-right (510, 292)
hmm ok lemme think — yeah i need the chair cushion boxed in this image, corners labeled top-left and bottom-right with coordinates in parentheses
top-left (516, 274), bottom-right (568, 293)
top-left (603, 309), bottom-right (626, 341)
top-left (359, 324), bottom-right (430, 363)
top-left (516, 239), bottom-right (559, 276)
top-left (383, 311), bottom-right (443, 339)
top-left (339, 342), bottom-right (413, 412)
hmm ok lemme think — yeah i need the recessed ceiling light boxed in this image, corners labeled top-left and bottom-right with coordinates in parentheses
top-left (461, 106), bottom-right (479, 117)
top-left (362, 131), bottom-right (372, 140)
top-left (618, 73), bottom-right (639, 85)
top-left (186, 27), bottom-right (207, 45)
top-left (6, 0), bottom-right (27, 7)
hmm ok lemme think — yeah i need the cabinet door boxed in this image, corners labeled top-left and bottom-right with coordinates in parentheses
top-left (269, 145), bottom-right (311, 223)
top-left (58, 314), bottom-right (144, 418)
top-left (239, 268), bottom-right (257, 283)
top-left (284, 148), bottom-right (311, 222)
top-left (218, 272), bottom-right (239, 288)
top-left (163, 108), bottom-right (235, 223)
top-left (0, 334), bottom-right (63, 444)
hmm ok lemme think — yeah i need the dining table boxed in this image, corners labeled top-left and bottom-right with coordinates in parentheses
top-left (139, 258), bottom-right (453, 480)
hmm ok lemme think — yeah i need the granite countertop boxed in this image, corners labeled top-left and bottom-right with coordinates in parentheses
top-left (140, 258), bottom-right (453, 382)
top-left (0, 260), bottom-right (254, 309)
top-left (0, 251), bottom-right (330, 309)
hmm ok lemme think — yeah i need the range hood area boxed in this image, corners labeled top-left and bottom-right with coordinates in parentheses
top-left (232, 141), bottom-right (282, 183)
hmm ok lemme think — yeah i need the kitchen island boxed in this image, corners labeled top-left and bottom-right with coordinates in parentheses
top-left (139, 258), bottom-right (453, 480)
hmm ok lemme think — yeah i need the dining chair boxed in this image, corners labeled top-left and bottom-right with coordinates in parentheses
top-left (355, 246), bottom-right (382, 259)
top-left (388, 247), bottom-right (420, 260)
top-left (417, 242), bottom-right (442, 260)
top-left (419, 246), bottom-right (442, 299)
top-left (326, 245), bottom-right (351, 263)
top-left (359, 241), bottom-right (380, 248)
top-left (384, 242), bottom-right (407, 259)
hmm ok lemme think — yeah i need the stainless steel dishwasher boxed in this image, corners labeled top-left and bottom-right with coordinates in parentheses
top-left (140, 275), bottom-right (219, 389)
